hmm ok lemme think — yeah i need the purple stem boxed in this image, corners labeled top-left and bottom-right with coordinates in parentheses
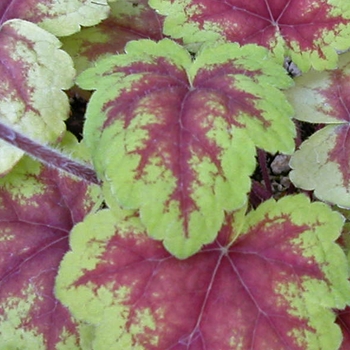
top-left (250, 181), bottom-right (272, 208)
top-left (294, 120), bottom-right (303, 148)
top-left (0, 121), bottom-right (99, 184)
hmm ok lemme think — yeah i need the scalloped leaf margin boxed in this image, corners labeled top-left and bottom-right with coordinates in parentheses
top-left (77, 38), bottom-right (295, 258)
top-left (149, 0), bottom-right (350, 71)
top-left (56, 194), bottom-right (350, 349)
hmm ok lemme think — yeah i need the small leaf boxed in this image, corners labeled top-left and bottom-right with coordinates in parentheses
top-left (0, 19), bottom-right (75, 175)
top-left (56, 194), bottom-right (350, 349)
top-left (0, 156), bottom-right (102, 348)
top-left (78, 39), bottom-right (295, 258)
top-left (149, 0), bottom-right (350, 71)
top-left (0, 0), bottom-right (110, 37)
top-left (287, 52), bottom-right (350, 207)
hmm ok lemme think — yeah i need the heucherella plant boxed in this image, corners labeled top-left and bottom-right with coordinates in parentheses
top-left (1, 0), bottom-right (350, 349)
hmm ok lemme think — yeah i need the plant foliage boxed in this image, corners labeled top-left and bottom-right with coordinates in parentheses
top-left (0, 0), bottom-right (350, 349)
top-left (149, 0), bottom-right (350, 71)
top-left (287, 52), bottom-right (350, 208)
top-left (56, 195), bottom-right (349, 349)
top-left (78, 38), bottom-right (294, 258)
top-left (0, 156), bottom-right (102, 349)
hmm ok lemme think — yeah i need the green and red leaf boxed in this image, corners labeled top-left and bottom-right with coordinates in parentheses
top-left (61, 0), bottom-right (164, 75)
top-left (77, 39), bottom-right (295, 258)
top-left (149, 0), bottom-right (350, 71)
top-left (0, 156), bottom-right (102, 348)
top-left (0, 19), bottom-right (75, 175)
top-left (287, 52), bottom-right (350, 207)
top-left (0, 0), bottom-right (109, 36)
top-left (56, 194), bottom-right (350, 349)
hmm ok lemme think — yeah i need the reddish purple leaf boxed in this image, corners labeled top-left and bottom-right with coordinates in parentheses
top-left (57, 194), bottom-right (349, 349)
top-left (0, 157), bottom-right (101, 348)
top-left (78, 39), bottom-right (295, 258)
top-left (150, 0), bottom-right (350, 71)
top-left (61, 0), bottom-right (164, 74)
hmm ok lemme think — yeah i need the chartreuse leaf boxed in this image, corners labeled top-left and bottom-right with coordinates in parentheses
top-left (149, 0), bottom-right (350, 71)
top-left (0, 156), bottom-right (102, 349)
top-left (61, 0), bottom-right (164, 75)
top-left (290, 125), bottom-right (350, 208)
top-left (0, 19), bottom-right (75, 175)
top-left (287, 52), bottom-right (350, 208)
top-left (0, 0), bottom-right (110, 37)
top-left (77, 39), bottom-right (295, 259)
top-left (286, 52), bottom-right (350, 124)
top-left (56, 194), bottom-right (350, 349)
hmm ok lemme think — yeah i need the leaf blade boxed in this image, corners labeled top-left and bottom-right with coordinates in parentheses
top-left (61, 0), bottom-right (164, 75)
top-left (287, 52), bottom-right (350, 207)
top-left (0, 0), bottom-right (110, 36)
top-left (149, 0), bottom-right (350, 71)
top-left (79, 39), bottom-right (295, 258)
top-left (0, 157), bottom-right (102, 348)
top-left (56, 194), bottom-right (350, 349)
top-left (0, 19), bottom-right (75, 174)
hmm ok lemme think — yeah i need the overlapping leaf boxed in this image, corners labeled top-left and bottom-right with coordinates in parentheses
top-left (61, 0), bottom-right (164, 75)
top-left (0, 156), bottom-right (102, 348)
top-left (287, 52), bottom-right (350, 208)
top-left (56, 194), bottom-right (350, 349)
top-left (0, 0), bottom-right (109, 37)
top-left (149, 0), bottom-right (350, 71)
top-left (77, 39), bottom-right (295, 258)
top-left (0, 19), bottom-right (75, 175)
